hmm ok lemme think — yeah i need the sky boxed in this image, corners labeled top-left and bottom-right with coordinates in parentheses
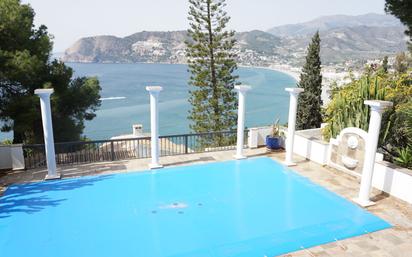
top-left (23, 0), bottom-right (387, 52)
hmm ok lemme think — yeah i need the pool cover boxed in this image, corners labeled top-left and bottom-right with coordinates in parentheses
top-left (0, 157), bottom-right (391, 257)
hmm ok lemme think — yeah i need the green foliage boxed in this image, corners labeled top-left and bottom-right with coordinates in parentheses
top-left (323, 76), bottom-right (386, 140)
top-left (392, 97), bottom-right (412, 169)
top-left (381, 81), bottom-right (412, 158)
top-left (394, 52), bottom-right (409, 73)
top-left (324, 67), bottom-right (412, 168)
top-left (1, 139), bottom-right (12, 145)
top-left (185, 0), bottom-right (238, 138)
top-left (0, 0), bottom-right (101, 144)
top-left (405, 102), bottom-right (412, 141)
top-left (269, 118), bottom-right (281, 138)
top-left (394, 147), bottom-right (412, 169)
top-left (385, 0), bottom-right (412, 51)
top-left (296, 31), bottom-right (323, 130)
top-left (382, 56), bottom-right (389, 73)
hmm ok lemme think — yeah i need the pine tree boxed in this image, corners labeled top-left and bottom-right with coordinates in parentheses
top-left (296, 31), bottom-right (323, 130)
top-left (382, 56), bottom-right (389, 73)
top-left (0, 0), bottom-right (101, 143)
top-left (385, 0), bottom-right (412, 52)
top-left (394, 52), bottom-right (408, 73)
top-left (185, 0), bottom-right (238, 136)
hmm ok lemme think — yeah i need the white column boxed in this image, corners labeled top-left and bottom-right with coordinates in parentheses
top-left (354, 100), bottom-right (393, 207)
top-left (234, 85), bottom-right (251, 160)
top-left (284, 87), bottom-right (304, 166)
top-left (35, 89), bottom-right (60, 180)
top-left (146, 86), bottom-right (163, 169)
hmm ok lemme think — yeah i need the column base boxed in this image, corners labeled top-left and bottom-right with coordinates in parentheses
top-left (45, 173), bottom-right (61, 180)
top-left (149, 163), bottom-right (163, 169)
top-left (234, 154), bottom-right (247, 160)
top-left (283, 161), bottom-right (297, 167)
top-left (352, 197), bottom-right (376, 207)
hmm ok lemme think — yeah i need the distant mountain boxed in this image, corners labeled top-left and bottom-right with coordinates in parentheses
top-left (63, 30), bottom-right (283, 64)
top-left (63, 13), bottom-right (408, 65)
top-left (267, 13), bottom-right (402, 37)
top-left (235, 30), bottom-right (281, 54)
top-left (281, 26), bottom-right (407, 64)
top-left (63, 31), bottom-right (188, 63)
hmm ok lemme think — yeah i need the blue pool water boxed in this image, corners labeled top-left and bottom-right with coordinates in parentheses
top-left (0, 157), bottom-right (390, 257)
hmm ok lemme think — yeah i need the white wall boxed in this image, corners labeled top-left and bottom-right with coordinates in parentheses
top-left (291, 131), bottom-right (412, 204)
top-left (0, 144), bottom-right (25, 170)
top-left (0, 145), bottom-right (12, 170)
top-left (248, 126), bottom-right (328, 165)
top-left (248, 126), bottom-right (285, 149)
top-left (248, 126), bottom-right (412, 204)
top-left (293, 130), bottom-right (329, 165)
top-left (372, 161), bottom-right (412, 204)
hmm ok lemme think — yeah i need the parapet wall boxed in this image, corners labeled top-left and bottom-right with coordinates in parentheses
top-left (0, 144), bottom-right (25, 171)
top-left (247, 126), bottom-right (412, 204)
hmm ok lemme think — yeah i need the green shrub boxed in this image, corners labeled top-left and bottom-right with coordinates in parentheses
top-left (323, 69), bottom-right (412, 169)
top-left (1, 139), bottom-right (13, 145)
top-left (394, 147), bottom-right (412, 169)
top-left (323, 75), bottom-right (386, 140)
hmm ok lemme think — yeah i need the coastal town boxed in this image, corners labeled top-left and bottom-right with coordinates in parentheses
top-left (210, 47), bottom-right (393, 105)
top-left (61, 13), bottom-right (407, 106)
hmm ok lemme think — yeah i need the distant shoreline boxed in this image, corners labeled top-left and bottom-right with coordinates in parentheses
top-left (66, 61), bottom-right (301, 82)
top-left (267, 65), bottom-right (300, 81)
top-left (242, 65), bottom-right (300, 82)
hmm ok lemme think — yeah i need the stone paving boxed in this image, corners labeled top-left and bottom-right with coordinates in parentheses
top-left (0, 148), bottom-right (411, 257)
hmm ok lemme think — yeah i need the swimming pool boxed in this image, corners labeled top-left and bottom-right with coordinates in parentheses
top-left (0, 157), bottom-right (390, 257)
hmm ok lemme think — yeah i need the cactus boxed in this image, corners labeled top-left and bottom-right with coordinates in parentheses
top-left (323, 76), bottom-right (386, 140)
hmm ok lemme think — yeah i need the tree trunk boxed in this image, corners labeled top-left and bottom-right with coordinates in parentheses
top-left (12, 124), bottom-right (24, 144)
top-left (206, 1), bottom-right (219, 133)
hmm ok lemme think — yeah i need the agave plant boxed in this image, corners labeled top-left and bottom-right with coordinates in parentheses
top-left (324, 70), bottom-right (412, 168)
top-left (404, 103), bottom-right (412, 142)
top-left (394, 147), bottom-right (412, 168)
top-left (270, 118), bottom-right (281, 138)
top-left (323, 76), bottom-right (387, 140)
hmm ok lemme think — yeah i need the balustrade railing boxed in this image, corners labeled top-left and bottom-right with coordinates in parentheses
top-left (23, 130), bottom-right (248, 169)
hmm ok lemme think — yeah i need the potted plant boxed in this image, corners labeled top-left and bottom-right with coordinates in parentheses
top-left (266, 119), bottom-right (283, 150)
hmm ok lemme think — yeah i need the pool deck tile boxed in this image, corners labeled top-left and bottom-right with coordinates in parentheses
top-left (1, 147), bottom-right (411, 257)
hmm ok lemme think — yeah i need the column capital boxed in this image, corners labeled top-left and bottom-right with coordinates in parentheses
top-left (146, 86), bottom-right (163, 94)
top-left (34, 88), bottom-right (54, 97)
top-left (364, 100), bottom-right (393, 113)
top-left (234, 85), bottom-right (251, 93)
top-left (285, 87), bottom-right (304, 95)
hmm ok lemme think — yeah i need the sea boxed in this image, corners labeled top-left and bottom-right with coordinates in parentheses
top-left (0, 63), bottom-right (296, 141)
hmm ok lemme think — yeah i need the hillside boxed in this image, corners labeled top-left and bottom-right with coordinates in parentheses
top-left (63, 13), bottom-right (408, 65)
top-left (267, 13), bottom-right (402, 37)
top-left (63, 31), bottom-right (188, 63)
top-left (280, 25), bottom-right (407, 64)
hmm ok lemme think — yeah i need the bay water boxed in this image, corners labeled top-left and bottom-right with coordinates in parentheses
top-left (1, 63), bottom-right (296, 141)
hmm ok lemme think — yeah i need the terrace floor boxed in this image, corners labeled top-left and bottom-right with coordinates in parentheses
top-left (0, 148), bottom-right (411, 257)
